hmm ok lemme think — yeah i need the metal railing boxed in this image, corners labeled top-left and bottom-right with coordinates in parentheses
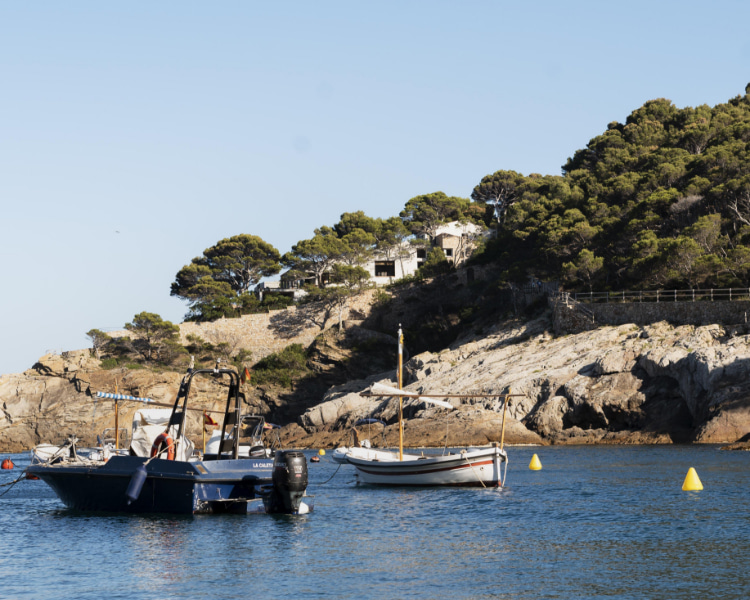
top-left (569, 288), bottom-right (750, 304)
top-left (552, 291), bottom-right (595, 322)
top-left (521, 281), bottom-right (559, 295)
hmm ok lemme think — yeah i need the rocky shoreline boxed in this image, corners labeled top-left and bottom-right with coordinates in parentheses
top-left (3, 314), bottom-right (750, 453)
top-left (294, 316), bottom-right (750, 449)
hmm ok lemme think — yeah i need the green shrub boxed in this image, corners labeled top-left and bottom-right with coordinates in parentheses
top-left (419, 247), bottom-right (453, 278)
top-left (231, 348), bottom-right (253, 370)
top-left (99, 358), bottom-right (120, 370)
top-left (251, 344), bottom-right (309, 388)
top-left (372, 289), bottom-right (392, 309)
top-left (185, 292), bottom-right (294, 322)
top-left (387, 272), bottom-right (424, 287)
top-left (260, 294), bottom-right (294, 311)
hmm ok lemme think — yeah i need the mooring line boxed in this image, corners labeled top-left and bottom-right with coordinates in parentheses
top-left (318, 462), bottom-right (342, 485)
top-left (462, 452), bottom-right (487, 489)
top-left (0, 470), bottom-right (29, 497)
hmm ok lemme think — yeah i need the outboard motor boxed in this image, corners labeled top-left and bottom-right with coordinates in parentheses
top-left (269, 450), bottom-right (308, 514)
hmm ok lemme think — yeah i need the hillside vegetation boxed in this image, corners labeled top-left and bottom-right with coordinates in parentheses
top-left (473, 84), bottom-right (750, 293)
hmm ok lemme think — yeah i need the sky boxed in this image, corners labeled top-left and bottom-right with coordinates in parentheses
top-left (1, 1), bottom-right (749, 374)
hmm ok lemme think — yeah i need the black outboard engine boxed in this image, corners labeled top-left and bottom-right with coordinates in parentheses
top-left (269, 450), bottom-right (308, 514)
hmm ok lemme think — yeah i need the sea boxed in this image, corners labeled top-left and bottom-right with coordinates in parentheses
top-left (1, 445), bottom-right (748, 600)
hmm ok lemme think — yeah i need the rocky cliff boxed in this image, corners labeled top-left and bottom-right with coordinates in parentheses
top-left (291, 315), bottom-right (750, 448)
top-left (0, 351), bottom-right (232, 452)
top-left (3, 314), bottom-right (750, 452)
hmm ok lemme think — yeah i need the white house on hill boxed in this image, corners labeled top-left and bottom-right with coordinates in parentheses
top-left (256, 220), bottom-right (488, 298)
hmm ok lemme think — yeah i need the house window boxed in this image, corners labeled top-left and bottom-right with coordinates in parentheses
top-left (444, 248), bottom-right (453, 257)
top-left (416, 249), bottom-right (427, 259)
top-left (375, 261), bottom-right (396, 277)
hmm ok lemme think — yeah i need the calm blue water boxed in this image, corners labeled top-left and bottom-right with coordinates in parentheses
top-left (1, 445), bottom-right (748, 600)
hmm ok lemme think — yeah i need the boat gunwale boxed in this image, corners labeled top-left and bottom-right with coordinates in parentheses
top-left (344, 446), bottom-right (506, 466)
top-left (26, 455), bottom-right (277, 484)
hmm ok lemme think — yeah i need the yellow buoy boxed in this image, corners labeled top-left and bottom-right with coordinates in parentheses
top-left (682, 467), bottom-right (703, 491)
top-left (529, 453), bottom-right (542, 470)
top-left (318, 449), bottom-right (326, 456)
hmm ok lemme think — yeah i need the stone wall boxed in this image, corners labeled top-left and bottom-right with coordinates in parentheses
top-left (177, 289), bottom-right (378, 364)
top-left (553, 295), bottom-right (750, 333)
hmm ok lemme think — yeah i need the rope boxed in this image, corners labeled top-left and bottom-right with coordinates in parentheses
top-left (0, 470), bottom-right (30, 497)
top-left (42, 443), bottom-right (73, 463)
top-left (317, 462), bottom-right (342, 485)
top-left (461, 451), bottom-right (487, 489)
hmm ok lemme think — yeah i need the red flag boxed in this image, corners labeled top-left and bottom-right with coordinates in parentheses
top-left (203, 412), bottom-right (218, 426)
top-left (240, 366), bottom-right (251, 385)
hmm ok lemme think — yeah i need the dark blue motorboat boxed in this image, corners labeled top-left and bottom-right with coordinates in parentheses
top-left (27, 366), bottom-right (311, 515)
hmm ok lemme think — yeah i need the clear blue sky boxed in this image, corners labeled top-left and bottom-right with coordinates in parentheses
top-left (1, 1), bottom-right (748, 374)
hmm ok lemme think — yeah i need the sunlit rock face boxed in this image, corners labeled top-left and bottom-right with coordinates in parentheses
top-left (299, 319), bottom-right (750, 447)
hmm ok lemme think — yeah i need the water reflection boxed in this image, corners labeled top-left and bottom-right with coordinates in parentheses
top-left (125, 516), bottom-right (193, 588)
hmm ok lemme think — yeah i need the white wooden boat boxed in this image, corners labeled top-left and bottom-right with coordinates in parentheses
top-left (337, 444), bottom-right (507, 486)
top-left (332, 327), bottom-right (516, 487)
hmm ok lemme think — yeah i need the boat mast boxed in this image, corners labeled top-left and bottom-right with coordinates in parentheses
top-left (114, 378), bottom-right (119, 450)
top-left (398, 325), bottom-right (404, 462)
top-left (114, 398), bottom-right (119, 450)
top-left (500, 388), bottom-right (510, 451)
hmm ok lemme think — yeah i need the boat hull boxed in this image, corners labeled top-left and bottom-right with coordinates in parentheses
top-left (344, 447), bottom-right (507, 487)
top-left (27, 455), bottom-right (278, 514)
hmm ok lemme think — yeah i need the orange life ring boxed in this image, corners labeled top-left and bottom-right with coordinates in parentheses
top-left (150, 433), bottom-right (175, 460)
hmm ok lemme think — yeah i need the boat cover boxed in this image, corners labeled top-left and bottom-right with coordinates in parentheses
top-left (130, 409), bottom-right (194, 461)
